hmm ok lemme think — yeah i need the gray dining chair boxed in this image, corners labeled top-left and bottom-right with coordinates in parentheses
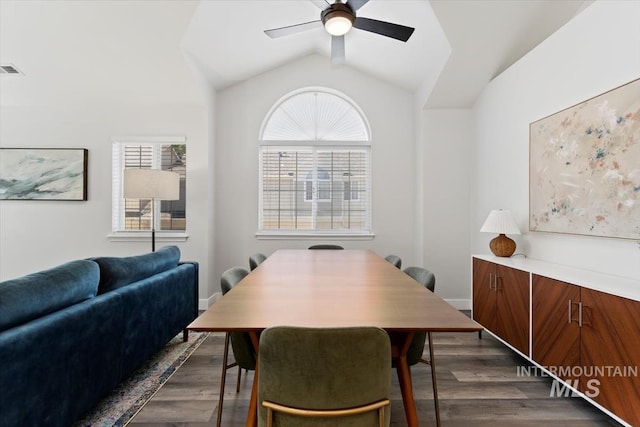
top-left (384, 254), bottom-right (402, 269)
top-left (218, 267), bottom-right (255, 427)
top-left (249, 252), bottom-right (267, 271)
top-left (258, 326), bottom-right (391, 427)
top-left (308, 244), bottom-right (344, 249)
top-left (404, 266), bottom-right (435, 293)
top-left (402, 266), bottom-right (439, 425)
top-left (402, 266), bottom-right (435, 365)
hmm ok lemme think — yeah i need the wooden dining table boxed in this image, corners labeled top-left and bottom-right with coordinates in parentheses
top-left (188, 249), bottom-right (482, 427)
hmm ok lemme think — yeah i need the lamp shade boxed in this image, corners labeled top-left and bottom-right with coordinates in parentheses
top-left (123, 169), bottom-right (180, 200)
top-left (480, 210), bottom-right (521, 235)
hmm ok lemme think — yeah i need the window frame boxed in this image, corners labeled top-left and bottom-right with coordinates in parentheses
top-left (258, 87), bottom-right (374, 239)
top-left (108, 136), bottom-right (189, 243)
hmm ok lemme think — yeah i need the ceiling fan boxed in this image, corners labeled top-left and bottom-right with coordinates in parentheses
top-left (264, 0), bottom-right (415, 65)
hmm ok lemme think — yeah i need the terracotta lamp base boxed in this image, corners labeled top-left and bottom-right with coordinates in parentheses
top-left (489, 234), bottom-right (516, 257)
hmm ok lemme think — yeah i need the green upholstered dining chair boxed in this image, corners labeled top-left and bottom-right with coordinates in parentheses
top-left (402, 266), bottom-right (435, 365)
top-left (249, 252), bottom-right (267, 271)
top-left (395, 266), bottom-right (436, 367)
top-left (384, 254), bottom-right (402, 269)
top-left (218, 267), bottom-right (255, 427)
top-left (220, 266), bottom-right (249, 295)
top-left (258, 326), bottom-right (391, 427)
top-left (402, 266), bottom-right (439, 425)
top-left (308, 244), bottom-right (344, 249)
top-left (403, 266), bottom-right (435, 293)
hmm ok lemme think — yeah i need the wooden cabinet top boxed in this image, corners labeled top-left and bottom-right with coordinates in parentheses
top-left (473, 254), bottom-right (640, 303)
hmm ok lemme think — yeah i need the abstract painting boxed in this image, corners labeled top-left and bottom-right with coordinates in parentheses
top-left (529, 78), bottom-right (640, 239)
top-left (0, 148), bottom-right (88, 200)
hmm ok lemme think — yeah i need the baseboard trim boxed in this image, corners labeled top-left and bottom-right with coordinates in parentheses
top-left (198, 292), bottom-right (220, 311)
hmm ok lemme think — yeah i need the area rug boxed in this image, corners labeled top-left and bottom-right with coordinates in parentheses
top-left (73, 331), bottom-right (208, 427)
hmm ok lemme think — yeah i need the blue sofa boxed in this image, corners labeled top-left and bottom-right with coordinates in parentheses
top-left (0, 246), bottom-right (198, 427)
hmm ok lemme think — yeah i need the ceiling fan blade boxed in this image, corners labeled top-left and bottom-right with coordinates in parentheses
top-left (353, 17), bottom-right (415, 42)
top-left (264, 20), bottom-right (323, 39)
top-left (310, 0), bottom-right (330, 10)
top-left (331, 35), bottom-right (345, 65)
top-left (346, 0), bottom-right (369, 12)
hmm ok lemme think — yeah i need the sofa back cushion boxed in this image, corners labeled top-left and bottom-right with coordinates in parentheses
top-left (0, 259), bottom-right (99, 332)
top-left (94, 245), bottom-right (181, 294)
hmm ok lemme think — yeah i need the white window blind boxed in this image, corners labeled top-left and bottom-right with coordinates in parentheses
top-left (261, 147), bottom-right (370, 232)
top-left (111, 137), bottom-right (186, 233)
top-left (259, 88), bottom-right (371, 235)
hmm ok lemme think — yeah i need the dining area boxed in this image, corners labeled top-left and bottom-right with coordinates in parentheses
top-left (188, 248), bottom-right (482, 427)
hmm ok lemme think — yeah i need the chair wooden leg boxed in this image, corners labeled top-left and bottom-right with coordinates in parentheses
top-left (236, 365), bottom-right (242, 392)
top-left (217, 332), bottom-right (231, 427)
top-left (266, 407), bottom-right (273, 427)
top-left (428, 332), bottom-right (441, 427)
top-left (183, 329), bottom-right (189, 342)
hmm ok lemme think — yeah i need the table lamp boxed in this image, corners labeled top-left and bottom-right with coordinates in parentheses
top-left (480, 209), bottom-right (521, 257)
top-left (124, 169), bottom-right (180, 252)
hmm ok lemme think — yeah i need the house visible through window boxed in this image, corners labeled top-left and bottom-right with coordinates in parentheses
top-left (112, 137), bottom-right (186, 234)
top-left (305, 169), bottom-right (331, 202)
top-left (259, 88), bottom-right (371, 235)
top-left (344, 180), bottom-right (359, 201)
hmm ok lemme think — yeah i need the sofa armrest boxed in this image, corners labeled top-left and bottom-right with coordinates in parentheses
top-left (179, 261), bottom-right (199, 318)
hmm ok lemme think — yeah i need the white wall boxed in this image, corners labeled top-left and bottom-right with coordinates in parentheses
top-left (471, 0), bottom-right (640, 280)
top-left (422, 109), bottom-right (472, 307)
top-left (0, 1), bottom-right (213, 300)
top-left (213, 54), bottom-right (418, 290)
top-left (0, 104), bottom-right (210, 287)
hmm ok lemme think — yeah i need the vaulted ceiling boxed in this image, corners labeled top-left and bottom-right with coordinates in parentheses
top-left (180, 0), bottom-right (591, 107)
top-left (0, 0), bottom-right (592, 109)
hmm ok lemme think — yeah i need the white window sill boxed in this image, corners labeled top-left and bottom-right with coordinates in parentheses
top-left (255, 231), bottom-right (375, 241)
top-left (107, 232), bottom-right (189, 243)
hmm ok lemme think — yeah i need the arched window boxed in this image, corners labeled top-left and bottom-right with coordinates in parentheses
top-left (258, 87), bottom-right (372, 235)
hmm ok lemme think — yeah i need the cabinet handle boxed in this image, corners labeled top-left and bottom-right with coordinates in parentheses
top-left (488, 273), bottom-right (495, 290)
top-left (494, 274), bottom-right (500, 291)
top-left (578, 302), bottom-right (583, 327)
top-left (568, 299), bottom-right (573, 324)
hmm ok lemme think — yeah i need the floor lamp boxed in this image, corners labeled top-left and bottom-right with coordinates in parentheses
top-left (124, 169), bottom-right (180, 252)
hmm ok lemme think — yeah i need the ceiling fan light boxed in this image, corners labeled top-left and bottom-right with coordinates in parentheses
top-left (324, 14), bottom-right (353, 36)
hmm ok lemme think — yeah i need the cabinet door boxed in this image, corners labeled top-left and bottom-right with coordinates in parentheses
top-left (580, 288), bottom-right (640, 426)
top-left (531, 275), bottom-right (580, 381)
top-left (495, 265), bottom-right (530, 355)
top-left (472, 258), bottom-right (496, 331)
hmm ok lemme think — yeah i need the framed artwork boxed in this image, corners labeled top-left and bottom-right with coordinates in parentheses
top-left (0, 148), bottom-right (88, 201)
top-left (529, 78), bottom-right (640, 240)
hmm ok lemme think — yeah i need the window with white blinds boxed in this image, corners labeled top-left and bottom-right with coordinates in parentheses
top-left (111, 137), bottom-right (186, 233)
top-left (260, 146), bottom-right (370, 232)
top-left (259, 88), bottom-right (372, 235)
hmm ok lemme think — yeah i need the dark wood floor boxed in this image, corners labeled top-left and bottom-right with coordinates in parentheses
top-left (128, 330), bottom-right (623, 426)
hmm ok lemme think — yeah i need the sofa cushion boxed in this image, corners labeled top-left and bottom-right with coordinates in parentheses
top-left (0, 291), bottom-right (124, 427)
top-left (94, 245), bottom-right (181, 294)
top-left (0, 259), bottom-right (99, 332)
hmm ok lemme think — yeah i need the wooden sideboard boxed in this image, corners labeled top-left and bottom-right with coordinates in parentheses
top-left (472, 255), bottom-right (640, 427)
top-left (472, 258), bottom-right (529, 355)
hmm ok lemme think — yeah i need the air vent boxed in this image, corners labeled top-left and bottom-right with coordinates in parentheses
top-left (0, 64), bottom-right (24, 75)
